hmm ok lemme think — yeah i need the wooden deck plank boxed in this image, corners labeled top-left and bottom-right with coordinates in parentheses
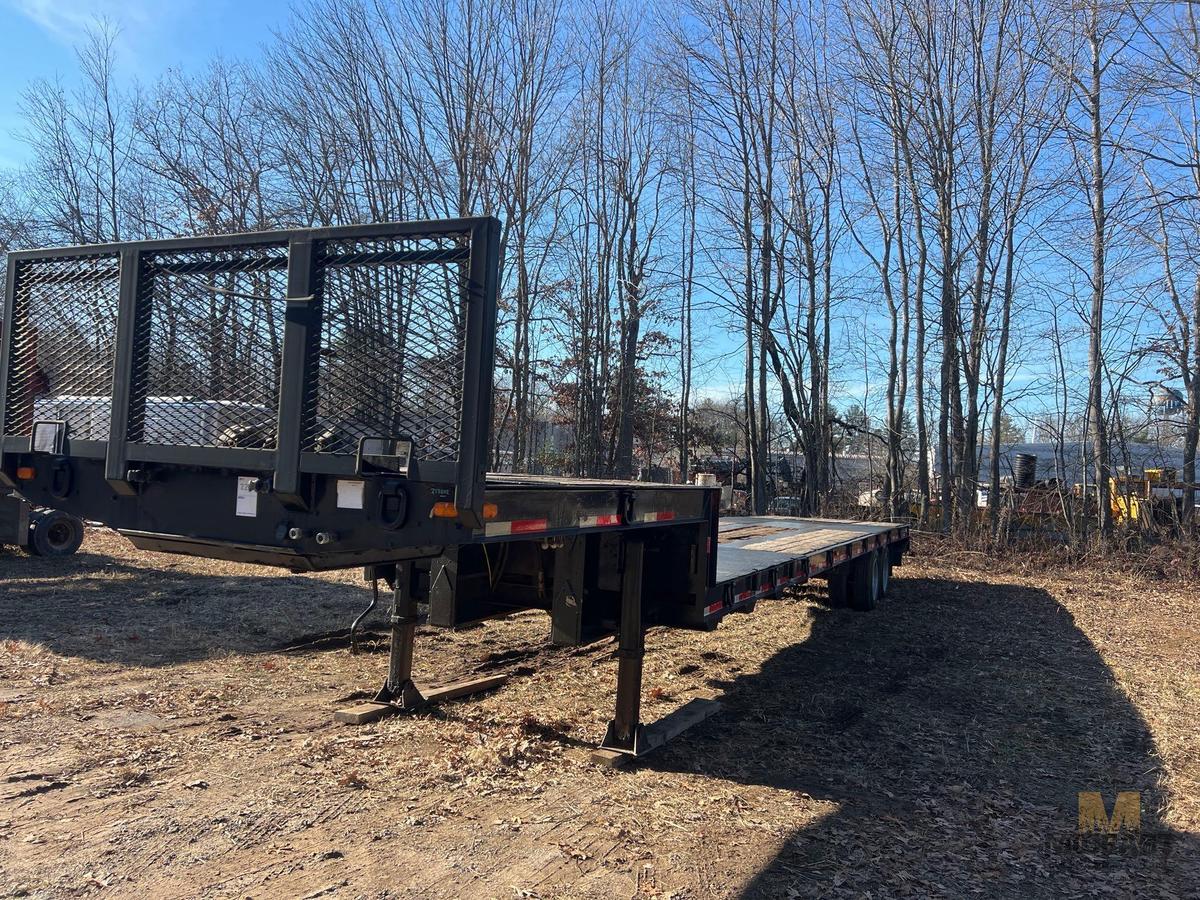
top-left (717, 525), bottom-right (790, 543)
top-left (741, 528), bottom-right (867, 555)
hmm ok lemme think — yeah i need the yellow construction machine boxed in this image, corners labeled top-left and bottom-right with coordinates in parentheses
top-left (1109, 468), bottom-right (1192, 526)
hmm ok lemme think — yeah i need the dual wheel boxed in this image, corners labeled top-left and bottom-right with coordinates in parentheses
top-left (826, 548), bottom-right (891, 611)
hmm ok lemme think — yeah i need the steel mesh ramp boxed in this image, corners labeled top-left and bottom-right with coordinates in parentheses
top-left (2, 252), bottom-right (121, 441)
top-left (306, 235), bottom-right (469, 460)
top-left (0, 218), bottom-right (500, 525)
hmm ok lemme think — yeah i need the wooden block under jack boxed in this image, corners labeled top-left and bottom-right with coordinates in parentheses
top-left (333, 701), bottom-right (395, 725)
top-left (590, 746), bottom-right (634, 768)
top-left (333, 674), bottom-right (509, 725)
top-left (590, 698), bottom-right (723, 767)
top-left (420, 673), bottom-right (508, 703)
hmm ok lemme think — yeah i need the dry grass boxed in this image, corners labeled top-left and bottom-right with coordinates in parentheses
top-left (0, 528), bottom-right (1196, 898)
top-left (914, 523), bottom-right (1200, 585)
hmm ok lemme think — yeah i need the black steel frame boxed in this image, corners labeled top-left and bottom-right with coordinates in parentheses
top-left (0, 217), bottom-right (501, 528)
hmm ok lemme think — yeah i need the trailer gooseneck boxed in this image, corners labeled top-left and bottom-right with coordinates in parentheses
top-left (0, 217), bottom-right (907, 759)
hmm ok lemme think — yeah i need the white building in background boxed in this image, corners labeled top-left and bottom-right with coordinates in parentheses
top-left (941, 440), bottom-right (1194, 489)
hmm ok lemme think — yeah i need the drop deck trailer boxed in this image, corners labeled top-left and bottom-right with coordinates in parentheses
top-left (0, 217), bottom-right (908, 759)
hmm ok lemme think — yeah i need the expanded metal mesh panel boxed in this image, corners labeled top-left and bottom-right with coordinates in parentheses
top-left (3, 221), bottom-right (492, 472)
top-left (306, 234), bottom-right (469, 461)
top-left (130, 244), bottom-right (289, 448)
top-left (3, 253), bottom-right (120, 440)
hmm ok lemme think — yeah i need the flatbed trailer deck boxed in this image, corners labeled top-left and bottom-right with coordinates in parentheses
top-left (717, 516), bottom-right (908, 612)
top-left (0, 217), bottom-right (908, 759)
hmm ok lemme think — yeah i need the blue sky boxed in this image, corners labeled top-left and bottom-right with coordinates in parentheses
top-left (0, 0), bottom-right (751, 406)
top-left (0, 0), bottom-right (1131, 430)
top-left (0, 0), bottom-right (291, 167)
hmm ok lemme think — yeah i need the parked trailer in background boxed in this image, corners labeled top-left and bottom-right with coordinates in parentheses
top-left (0, 218), bottom-right (907, 759)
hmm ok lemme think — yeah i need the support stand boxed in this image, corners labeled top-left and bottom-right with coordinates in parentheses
top-left (600, 538), bottom-right (648, 754)
top-left (377, 560), bottom-right (424, 709)
top-left (593, 539), bottom-right (722, 766)
top-left (334, 561), bottom-right (506, 725)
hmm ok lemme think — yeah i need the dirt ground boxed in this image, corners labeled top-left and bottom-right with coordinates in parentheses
top-left (1, 529), bottom-right (1197, 899)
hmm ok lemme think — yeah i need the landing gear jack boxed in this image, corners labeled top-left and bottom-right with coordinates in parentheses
top-left (334, 561), bottom-right (506, 725)
top-left (593, 540), bottom-right (722, 766)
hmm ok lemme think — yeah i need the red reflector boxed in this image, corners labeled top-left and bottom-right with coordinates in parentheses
top-left (510, 518), bottom-right (548, 534)
top-left (580, 513), bottom-right (621, 527)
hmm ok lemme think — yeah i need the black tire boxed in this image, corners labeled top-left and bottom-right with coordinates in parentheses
top-left (847, 550), bottom-right (880, 611)
top-left (27, 510), bottom-right (85, 557)
top-left (825, 566), bottom-right (849, 608)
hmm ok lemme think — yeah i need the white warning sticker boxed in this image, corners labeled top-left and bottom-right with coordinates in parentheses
top-left (337, 480), bottom-right (365, 510)
top-left (235, 477), bottom-right (259, 518)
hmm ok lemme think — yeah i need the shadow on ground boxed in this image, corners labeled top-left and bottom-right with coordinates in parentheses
top-left (0, 544), bottom-right (381, 666)
top-left (650, 573), bottom-right (1199, 897)
top-left (3, 540), bottom-right (1196, 895)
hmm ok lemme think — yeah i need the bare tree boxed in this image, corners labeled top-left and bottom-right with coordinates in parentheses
top-left (844, 0), bottom-right (918, 520)
top-left (1047, 0), bottom-right (1140, 538)
top-left (773, 0), bottom-right (839, 516)
top-left (1134, 0), bottom-right (1200, 527)
top-left (20, 22), bottom-right (133, 243)
top-left (135, 60), bottom-right (275, 235)
top-left (985, 4), bottom-right (1063, 532)
top-left (674, 0), bottom-right (787, 513)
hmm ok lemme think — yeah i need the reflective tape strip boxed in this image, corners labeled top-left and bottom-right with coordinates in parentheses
top-left (579, 513), bottom-right (621, 528)
top-left (635, 510), bottom-right (676, 523)
top-left (485, 518), bottom-right (549, 537)
top-left (704, 601), bottom-right (724, 616)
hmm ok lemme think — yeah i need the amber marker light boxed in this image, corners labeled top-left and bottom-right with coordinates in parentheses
top-left (431, 501), bottom-right (458, 518)
top-left (15, 466), bottom-right (36, 480)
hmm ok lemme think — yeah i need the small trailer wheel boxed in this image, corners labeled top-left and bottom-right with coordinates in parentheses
top-left (847, 550), bottom-right (881, 611)
top-left (27, 510), bottom-right (85, 557)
